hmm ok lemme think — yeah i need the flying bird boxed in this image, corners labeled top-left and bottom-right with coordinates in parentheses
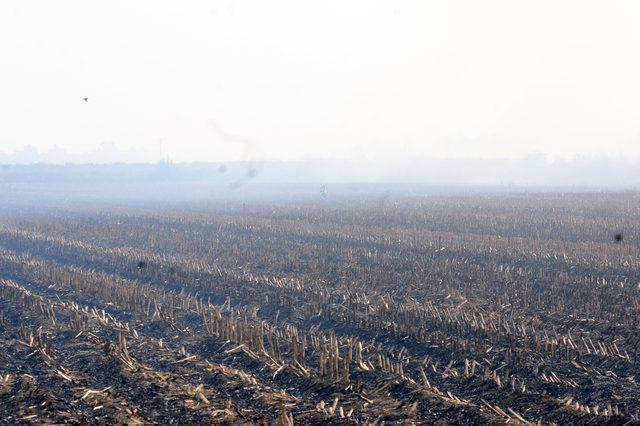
top-left (82, 97), bottom-right (88, 102)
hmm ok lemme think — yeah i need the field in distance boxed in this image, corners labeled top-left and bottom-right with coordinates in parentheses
top-left (1, 193), bottom-right (639, 424)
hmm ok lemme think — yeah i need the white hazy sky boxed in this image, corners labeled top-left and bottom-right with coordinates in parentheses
top-left (1, 1), bottom-right (640, 163)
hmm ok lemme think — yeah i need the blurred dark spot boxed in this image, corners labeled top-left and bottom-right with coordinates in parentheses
top-left (218, 165), bottom-right (227, 173)
top-left (614, 233), bottom-right (623, 243)
top-left (229, 167), bottom-right (257, 189)
top-left (137, 261), bottom-right (147, 269)
top-left (169, 267), bottom-right (176, 275)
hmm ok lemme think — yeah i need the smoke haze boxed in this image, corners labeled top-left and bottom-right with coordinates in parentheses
top-left (2, 1), bottom-right (640, 169)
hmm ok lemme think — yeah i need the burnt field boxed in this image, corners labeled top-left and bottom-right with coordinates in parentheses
top-left (1, 194), bottom-right (640, 425)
